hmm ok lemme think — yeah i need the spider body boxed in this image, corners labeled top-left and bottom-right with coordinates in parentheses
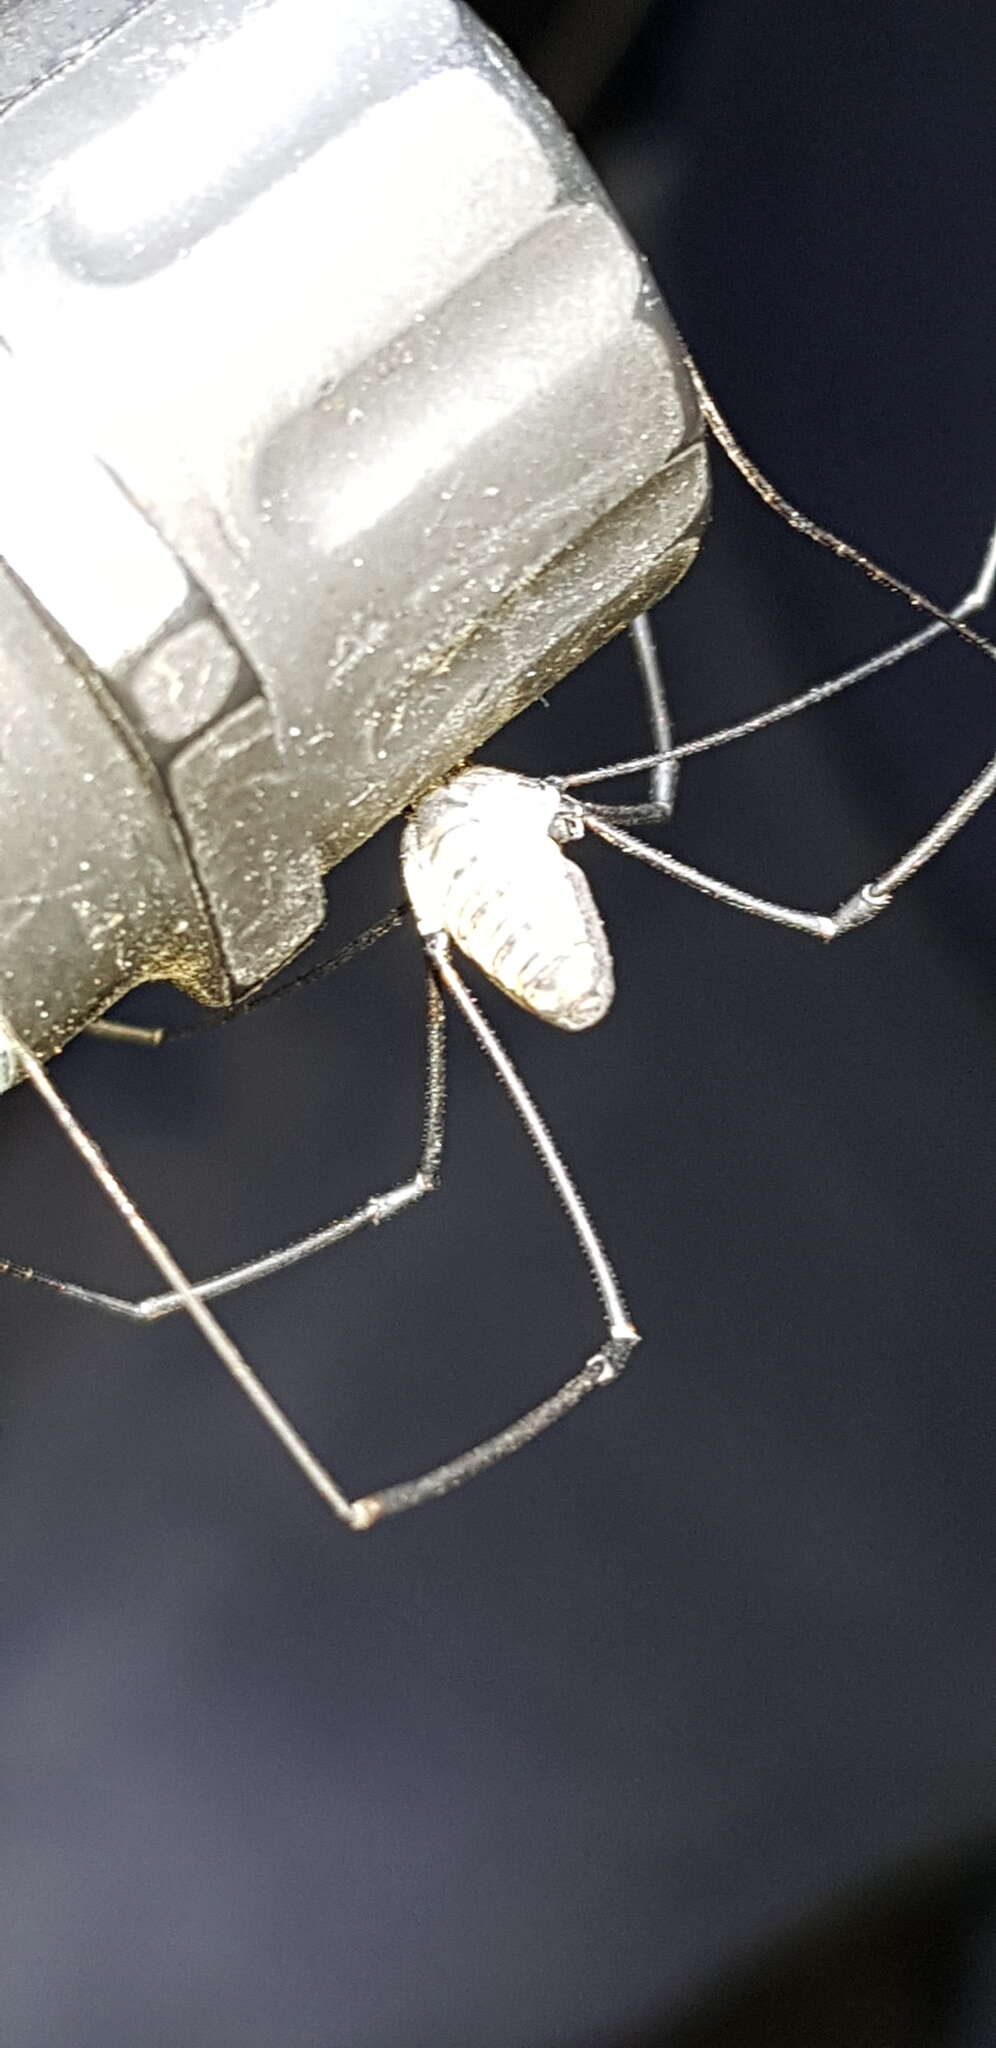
top-left (401, 767), bottom-right (614, 1031)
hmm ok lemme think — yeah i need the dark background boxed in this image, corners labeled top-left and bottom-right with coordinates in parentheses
top-left (2, 3), bottom-right (995, 2043)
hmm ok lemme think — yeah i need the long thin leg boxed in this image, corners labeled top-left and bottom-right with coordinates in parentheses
top-left (686, 355), bottom-right (996, 668)
top-left (617, 612), bottom-right (679, 821)
top-left (563, 402), bottom-right (996, 915)
top-left (349, 934), bottom-right (639, 1525)
top-left (582, 804), bottom-right (984, 941)
top-left (0, 966), bottom-right (447, 1321)
top-left (673, 519), bottom-right (996, 762)
top-left (683, 357), bottom-right (996, 911)
top-left (560, 519), bottom-right (996, 795)
top-left (160, 904), bottom-right (408, 1045)
top-left (3, 1010), bottom-right (362, 1528)
top-left (566, 611), bottom-right (680, 829)
top-left (81, 904), bottom-right (409, 1055)
top-left (86, 1020), bottom-right (165, 1048)
top-left (1, 952), bottom-right (638, 1529)
top-left (3, 1017), bottom-right (168, 1091)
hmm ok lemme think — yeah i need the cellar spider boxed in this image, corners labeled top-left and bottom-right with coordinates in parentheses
top-left (3, 362), bottom-right (996, 1531)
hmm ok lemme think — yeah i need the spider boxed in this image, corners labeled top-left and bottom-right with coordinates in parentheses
top-left (3, 365), bottom-right (996, 1530)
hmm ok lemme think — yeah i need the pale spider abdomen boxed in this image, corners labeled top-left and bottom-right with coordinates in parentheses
top-left (401, 768), bottom-right (614, 1030)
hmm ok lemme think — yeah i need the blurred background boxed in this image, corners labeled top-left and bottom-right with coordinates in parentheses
top-left (2, 2), bottom-right (995, 2042)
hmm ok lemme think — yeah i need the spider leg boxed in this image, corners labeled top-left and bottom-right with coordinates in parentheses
top-left (79, 905), bottom-right (410, 1057)
top-left (349, 934), bottom-right (638, 1527)
top-left (673, 518), bottom-right (996, 763)
top-left (3, 1011), bottom-right (361, 1527)
top-left (577, 612), bottom-right (679, 829)
top-left (584, 753), bottom-right (996, 939)
top-left (0, 951), bottom-right (637, 1530)
top-left (0, 965), bottom-right (446, 1322)
top-left (620, 612), bottom-right (679, 822)
top-left (686, 354), bottom-right (996, 667)
top-left (642, 362), bottom-right (996, 908)
top-left (563, 468), bottom-right (996, 920)
top-left (85, 1020), bottom-right (166, 1049)
top-left (0, 1016), bottom-right (166, 1092)
top-left (559, 516), bottom-right (996, 796)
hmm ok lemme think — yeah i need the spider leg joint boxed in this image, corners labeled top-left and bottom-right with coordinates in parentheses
top-left (828, 884), bottom-right (892, 939)
top-left (348, 1497), bottom-right (384, 1535)
top-left (594, 1325), bottom-right (641, 1384)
